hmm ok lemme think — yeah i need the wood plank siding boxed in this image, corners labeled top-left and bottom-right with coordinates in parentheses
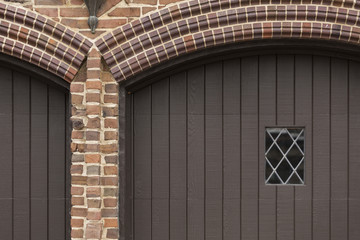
top-left (0, 66), bottom-right (70, 240)
top-left (128, 54), bottom-right (360, 240)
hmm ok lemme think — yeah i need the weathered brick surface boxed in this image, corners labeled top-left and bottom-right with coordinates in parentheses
top-left (71, 186), bottom-right (84, 195)
top-left (71, 218), bottom-right (84, 227)
top-left (72, 197), bottom-right (85, 205)
top-left (104, 131), bottom-right (118, 140)
top-left (85, 222), bottom-right (103, 239)
top-left (109, 7), bottom-right (141, 17)
top-left (70, 48), bottom-right (119, 240)
top-left (106, 228), bottom-right (119, 239)
top-left (87, 176), bottom-right (100, 186)
top-left (104, 218), bottom-right (118, 227)
top-left (87, 117), bottom-right (101, 128)
top-left (71, 207), bottom-right (88, 217)
top-left (71, 229), bottom-right (84, 238)
top-left (60, 7), bottom-right (88, 17)
top-left (85, 154), bottom-right (101, 163)
top-left (35, 0), bottom-right (64, 5)
top-left (104, 198), bottom-right (117, 207)
top-left (88, 199), bottom-right (102, 208)
top-left (87, 165), bottom-right (100, 175)
top-left (87, 210), bottom-right (102, 220)
top-left (34, 7), bottom-right (58, 17)
top-left (71, 165), bottom-right (83, 174)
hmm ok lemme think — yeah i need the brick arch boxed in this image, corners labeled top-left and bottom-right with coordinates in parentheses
top-left (96, 0), bottom-right (360, 82)
top-left (0, 3), bottom-right (92, 82)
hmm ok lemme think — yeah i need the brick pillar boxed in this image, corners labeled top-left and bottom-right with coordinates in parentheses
top-left (70, 48), bottom-right (119, 239)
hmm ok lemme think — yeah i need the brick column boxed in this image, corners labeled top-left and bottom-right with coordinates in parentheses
top-left (70, 48), bottom-right (119, 240)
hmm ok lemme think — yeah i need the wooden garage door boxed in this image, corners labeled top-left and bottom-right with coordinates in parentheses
top-left (0, 66), bottom-right (70, 239)
top-left (128, 54), bottom-right (360, 240)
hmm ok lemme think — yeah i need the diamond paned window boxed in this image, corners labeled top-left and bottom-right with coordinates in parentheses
top-left (265, 127), bottom-right (305, 185)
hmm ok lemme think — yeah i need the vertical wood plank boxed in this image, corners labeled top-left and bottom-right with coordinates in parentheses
top-left (276, 54), bottom-right (295, 240)
top-left (241, 56), bottom-right (259, 240)
top-left (187, 66), bottom-right (205, 240)
top-left (125, 93), bottom-right (134, 240)
top-left (348, 60), bottom-right (360, 240)
top-left (0, 67), bottom-right (13, 239)
top-left (258, 55), bottom-right (276, 240)
top-left (223, 58), bottom-right (241, 240)
top-left (0, 66), bottom-right (68, 240)
top-left (312, 56), bottom-right (331, 240)
top-left (133, 86), bottom-right (152, 240)
top-left (31, 78), bottom-right (48, 240)
top-left (13, 71), bottom-right (30, 240)
top-left (205, 62), bottom-right (223, 240)
top-left (169, 72), bottom-right (187, 240)
top-left (151, 78), bottom-right (170, 240)
top-left (294, 55), bottom-right (312, 240)
top-left (65, 92), bottom-right (71, 240)
top-left (330, 58), bottom-right (348, 240)
top-left (48, 87), bottom-right (66, 240)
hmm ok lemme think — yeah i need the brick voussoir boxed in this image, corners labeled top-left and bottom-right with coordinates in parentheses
top-left (96, 3), bottom-right (360, 82)
top-left (0, 3), bottom-right (90, 82)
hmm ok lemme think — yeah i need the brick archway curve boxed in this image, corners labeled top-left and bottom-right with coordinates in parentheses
top-left (0, 2), bottom-right (92, 82)
top-left (96, 0), bottom-right (360, 82)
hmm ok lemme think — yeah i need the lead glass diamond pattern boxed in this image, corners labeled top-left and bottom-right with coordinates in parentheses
top-left (265, 127), bottom-right (305, 185)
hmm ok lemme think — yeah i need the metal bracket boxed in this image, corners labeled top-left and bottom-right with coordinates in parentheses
top-left (84, 0), bottom-right (105, 34)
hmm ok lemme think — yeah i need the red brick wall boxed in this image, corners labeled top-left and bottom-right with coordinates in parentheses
top-left (70, 49), bottom-right (120, 239)
top-left (8, 0), bottom-right (182, 38)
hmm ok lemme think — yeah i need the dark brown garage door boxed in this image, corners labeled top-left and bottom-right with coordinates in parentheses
top-left (0, 65), bottom-right (70, 239)
top-left (127, 54), bottom-right (360, 240)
